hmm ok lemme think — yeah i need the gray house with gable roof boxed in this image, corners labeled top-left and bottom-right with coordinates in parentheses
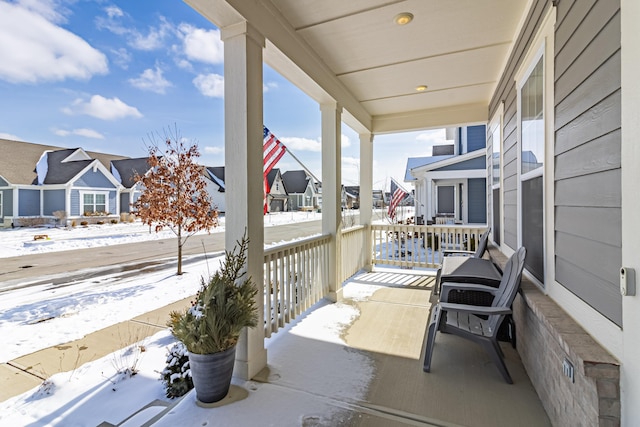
top-left (0, 139), bottom-right (126, 227)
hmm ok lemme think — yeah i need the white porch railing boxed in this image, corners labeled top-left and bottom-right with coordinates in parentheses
top-left (371, 224), bottom-right (488, 269)
top-left (263, 234), bottom-right (331, 337)
top-left (340, 225), bottom-right (368, 283)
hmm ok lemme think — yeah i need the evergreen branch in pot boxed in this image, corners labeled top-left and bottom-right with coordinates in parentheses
top-left (168, 234), bottom-right (258, 355)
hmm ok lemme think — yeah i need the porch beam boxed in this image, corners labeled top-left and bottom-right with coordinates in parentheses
top-left (359, 132), bottom-right (373, 271)
top-left (321, 102), bottom-right (343, 302)
top-left (220, 21), bottom-right (267, 381)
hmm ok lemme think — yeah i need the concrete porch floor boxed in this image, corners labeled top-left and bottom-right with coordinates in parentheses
top-left (154, 269), bottom-right (551, 427)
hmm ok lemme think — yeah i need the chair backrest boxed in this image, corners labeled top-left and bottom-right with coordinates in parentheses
top-left (488, 247), bottom-right (527, 330)
top-left (473, 228), bottom-right (491, 258)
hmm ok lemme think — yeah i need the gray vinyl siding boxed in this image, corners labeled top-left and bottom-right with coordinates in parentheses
top-left (18, 189), bottom-right (40, 216)
top-left (43, 190), bottom-right (65, 215)
top-left (1, 189), bottom-right (11, 217)
top-left (74, 169), bottom-right (116, 188)
top-left (0, 177), bottom-right (8, 186)
top-left (554, 0), bottom-right (621, 326)
top-left (466, 125), bottom-right (486, 152)
top-left (467, 178), bottom-right (486, 224)
top-left (433, 156), bottom-right (485, 172)
top-left (488, 0), bottom-right (622, 325)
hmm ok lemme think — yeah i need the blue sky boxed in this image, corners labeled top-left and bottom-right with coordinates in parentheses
top-left (0, 0), bottom-right (448, 191)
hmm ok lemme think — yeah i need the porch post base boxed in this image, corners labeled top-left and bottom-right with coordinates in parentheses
top-left (326, 287), bottom-right (344, 303)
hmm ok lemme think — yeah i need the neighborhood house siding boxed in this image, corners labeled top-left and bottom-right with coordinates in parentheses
top-left (43, 190), bottom-right (65, 215)
top-left (433, 156), bottom-right (485, 172)
top-left (18, 189), bottom-right (40, 216)
top-left (0, 176), bottom-right (7, 186)
top-left (74, 169), bottom-right (116, 188)
top-left (553, 0), bottom-right (622, 325)
top-left (70, 190), bottom-right (80, 216)
top-left (467, 178), bottom-right (486, 224)
top-left (2, 189), bottom-right (11, 217)
top-left (466, 125), bottom-right (486, 152)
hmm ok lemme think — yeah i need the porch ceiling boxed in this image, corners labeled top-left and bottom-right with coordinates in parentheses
top-left (185, 0), bottom-right (529, 134)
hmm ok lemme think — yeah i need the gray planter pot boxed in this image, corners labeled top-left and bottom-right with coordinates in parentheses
top-left (188, 346), bottom-right (236, 404)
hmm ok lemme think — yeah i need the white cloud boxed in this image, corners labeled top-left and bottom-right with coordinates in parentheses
top-left (204, 146), bottom-right (223, 155)
top-left (0, 2), bottom-right (108, 84)
top-left (416, 129), bottom-right (447, 146)
top-left (63, 95), bottom-right (142, 120)
top-left (0, 132), bottom-right (21, 141)
top-left (105, 5), bottom-right (123, 19)
top-left (280, 133), bottom-right (352, 152)
top-left (193, 73), bottom-right (224, 98)
top-left (178, 24), bottom-right (223, 64)
top-left (110, 48), bottom-right (132, 70)
top-left (16, 0), bottom-right (69, 24)
top-left (129, 66), bottom-right (172, 94)
top-left (281, 136), bottom-right (321, 152)
top-left (96, 10), bottom-right (172, 51)
top-left (264, 82), bottom-right (278, 93)
top-left (53, 128), bottom-right (105, 139)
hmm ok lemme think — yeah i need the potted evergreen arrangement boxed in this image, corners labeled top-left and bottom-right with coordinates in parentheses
top-left (168, 234), bottom-right (258, 404)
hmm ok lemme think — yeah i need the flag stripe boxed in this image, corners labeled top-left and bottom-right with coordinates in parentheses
top-left (263, 126), bottom-right (287, 214)
top-left (387, 178), bottom-right (408, 220)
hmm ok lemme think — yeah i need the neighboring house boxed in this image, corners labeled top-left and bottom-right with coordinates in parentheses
top-left (343, 185), bottom-right (359, 209)
top-left (406, 125), bottom-right (487, 224)
top-left (281, 170), bottom-right (320, 211)
top-left (110, 158), bottom-right (151, 214)
top-left (206, 166), bottom-right (226, 213)
top-left (265, 168), bottom-right (288, 212)
top-left (0, 139), bottom-right (125, 227)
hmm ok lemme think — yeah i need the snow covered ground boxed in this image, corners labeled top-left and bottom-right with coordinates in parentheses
top-left (0, 208), bottom-right (412, 425)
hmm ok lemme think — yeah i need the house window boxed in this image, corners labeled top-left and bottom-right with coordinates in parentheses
top-left (82, 192), bottom-right (107, 215)
top-left (516, 14), bottom-right (553, 287)
top-left (490, 106), bottom-right (503, 245)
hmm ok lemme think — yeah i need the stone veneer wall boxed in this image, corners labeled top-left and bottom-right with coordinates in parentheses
top-left (488, 246), bottom-right (620, 426)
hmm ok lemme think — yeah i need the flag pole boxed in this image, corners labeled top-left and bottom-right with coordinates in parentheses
top-left (283, 146), bottom-right (321, 184)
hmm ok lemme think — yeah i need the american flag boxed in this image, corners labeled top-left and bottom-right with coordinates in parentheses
top-left (263, 126), bottom-right (287, 214)
top-left (387, 178), bottom-right (408, 221)
top-left (263, 126), bottom-right (287, 178)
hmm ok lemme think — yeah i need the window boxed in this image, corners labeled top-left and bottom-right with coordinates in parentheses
top-left (521, 58), bottom-right (544, 176)
top-left (490, 105), bottom-right (503, 245)
top-left (82, 192), bottom-right (107, 215)
top-left (516, 6), bottom-right (554, 287)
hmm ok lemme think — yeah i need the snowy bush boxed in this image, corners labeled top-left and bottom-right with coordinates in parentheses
top-left (160, 342), bottom-right (193, 398)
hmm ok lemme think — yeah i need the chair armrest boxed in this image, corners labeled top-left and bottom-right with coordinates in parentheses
top-left (443, 250), bottom-right (475, 257)
top-left (440, 281), bottom-right (500, 302)
top-left (439, 302), bottom-right (512, 316)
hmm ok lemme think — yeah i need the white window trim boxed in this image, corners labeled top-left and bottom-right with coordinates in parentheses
top-left (0, 191), bottom-right (3, 218)
top-left (515, 7), bottom-right (555, 291)
top-left (489, 102), bottom-right (504, 249)
top-left (79, 190), bottom-right (109, 215)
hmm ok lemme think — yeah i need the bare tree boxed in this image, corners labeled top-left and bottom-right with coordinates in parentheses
top-left (133, 130), bottom-right (218, 275)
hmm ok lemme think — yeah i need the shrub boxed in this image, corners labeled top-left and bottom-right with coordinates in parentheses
top-left (110, 219), bottom-right (118, 224)
top-left (71, 220), bottom-right (76, 228)
top-left (97, 221), bottom-right (105, 225)
top-left (80, 221), bottom-right (88, 227)
top-left (160, 342), bottom-right (193, 398)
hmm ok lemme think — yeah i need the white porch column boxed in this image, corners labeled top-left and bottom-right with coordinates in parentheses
top-left (221, 21), bottom-right (267, 380)
top-left (359, 132), bottom-right (373, 271)
top-left (426, 178), bottom-right (434, 220)
top-left (621, 0), bottom-right (640, 423)
top-left (321, 102), bottom-right (343, 302)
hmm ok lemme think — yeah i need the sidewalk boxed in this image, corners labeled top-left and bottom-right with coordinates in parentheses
top-left (0, 297), bottom-right (193, 402)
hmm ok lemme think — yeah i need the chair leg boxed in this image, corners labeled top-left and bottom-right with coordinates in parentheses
top-left (483, 339), bottom-right (513, 384)
top-left (423, 307), bottom-right (441, 372)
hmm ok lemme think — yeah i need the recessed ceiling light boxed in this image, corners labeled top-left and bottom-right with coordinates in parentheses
top-left (394, 12), bottom-right (414, 26)
top-left (416, 85), bottom-right (428, 92)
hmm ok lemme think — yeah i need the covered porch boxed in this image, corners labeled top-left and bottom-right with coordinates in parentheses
top-left (155, 263), bottom-right (550, 426)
